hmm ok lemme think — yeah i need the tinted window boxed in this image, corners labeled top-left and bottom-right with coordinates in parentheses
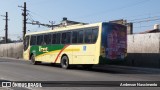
top-left (92, 28), bottom-right (98, 43)
top-left (37, 35), bottom-right (43, 45)
top-left (77, 30), bottom-right (84, 43)
top-left (24, 36), bottom-right (29, 51)
top-left (61, 32), bottom-right (71, 44)
top-left (52, 33), bottom-right (56, 44)
top-left (61, 33), bottom-right (66, 44)
top-left (56, 33), bottom-right (61, 44)
top-left (44, 34), bottom-right (51, 44)
top-left (72, 31), bottom-right (78, 43)
top-left (66, 32), bottom-right (71, 44)
top-left (30, 36), bottom-right (37, 45)
top-left (85, 29), bottom-right (92, 43)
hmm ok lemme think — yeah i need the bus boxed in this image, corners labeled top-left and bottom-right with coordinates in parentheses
top-left (23, 22), bottom-right (127, 69)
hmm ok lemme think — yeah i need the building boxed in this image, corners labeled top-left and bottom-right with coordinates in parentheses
top-left (60, 17), bottom-right (87, 26)
top-left (139, 24), bottom-right (160, 34)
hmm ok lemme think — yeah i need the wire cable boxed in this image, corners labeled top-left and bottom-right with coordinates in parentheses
top-left (73, 0), bottom-right (151, 20)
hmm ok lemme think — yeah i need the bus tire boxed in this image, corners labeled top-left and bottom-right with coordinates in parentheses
top-left (31, 55), bottom-right (38, 65)
top-left (61, 56), bottom-right (69, 69)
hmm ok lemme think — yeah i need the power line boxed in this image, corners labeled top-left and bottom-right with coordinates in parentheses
top-left (123, 11), bottom-right (160, 20)
top-left (17, 1), bottom-right (160, 35)
top-left (134, 25), bottom-right (154, 28)
top-left (20, 5), bottom-right (57, 30)
top-left (0, 29), bottom-right (4, 32)
top-left (72, 0), bottom-right (151, 20)
top-left (132, 18), bottom-right (160, 23)
top-left (29, 10), bottom-right (51, 21)
top-left (27, 13), bottom-right (34, 22)
top-left (128, 15), bottom-right (160, 22)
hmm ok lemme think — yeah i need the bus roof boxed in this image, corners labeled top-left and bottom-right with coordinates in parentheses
top-left (25, 22), bottom-right (103, 36)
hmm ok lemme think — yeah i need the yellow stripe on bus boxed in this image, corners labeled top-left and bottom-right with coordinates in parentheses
top-left (35, 48), bottom-right (80, 58)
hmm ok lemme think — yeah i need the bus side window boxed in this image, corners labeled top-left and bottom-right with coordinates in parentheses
top-left (61, 32), bottom-right (66, 44)
top-left (37, 35), bottom-right (44, 45)
top-left (92, 28), bottom-right (98, 43)
top-left (56, 33), bottom-right (61, 44)
top-left (30, 36), bottom-right (37, 45)
top-left (61, 32), bottom-right (71, 44)
top-left (44, 34), bottom-right (51, 45)
top-left (72, 31), bottom-right (78, 44)
top-left (24, 36), bottom-right (29, 51)
top-left (85, 29), bottom-right (92, 43)
top-left (77, 30), bottom-right (84, 43)
top-left (66, 32), bottom-right (71, 44)
top-left (52, 33), bottom-right (56, 44)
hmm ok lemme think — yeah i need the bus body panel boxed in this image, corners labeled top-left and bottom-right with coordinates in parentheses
top-left (30, 44), bottom-right (65, 62)
top-left (70, 44), bottom-right (96, 64)
top-left (29, 44), bottom-right (99, 64)
top-left (23, 36), bottom-right (30, 60)
top-left (23, 47), bottom-right (30, 60)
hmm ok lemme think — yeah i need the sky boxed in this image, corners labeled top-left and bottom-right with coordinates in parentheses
top-left (0, 0), bottom-right (160, 40)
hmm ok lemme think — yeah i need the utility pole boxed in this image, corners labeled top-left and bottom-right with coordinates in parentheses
top-left (23, 2), bottom-right (27, 40)
top-left (1, 12), bottom-right (8, 43)
top-left (5, 12), bottom-right (8, 43)
top-left (19, 2), bottom-right (27, 40)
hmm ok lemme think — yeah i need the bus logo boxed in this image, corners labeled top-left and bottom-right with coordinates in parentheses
top-left (83, 46), bottom-right (86, 51)
top-left (39, 46), bottom-right (48, 52)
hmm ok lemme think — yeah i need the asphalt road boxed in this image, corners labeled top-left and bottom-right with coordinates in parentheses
top-left (0, 57), bottom-right (160, 90)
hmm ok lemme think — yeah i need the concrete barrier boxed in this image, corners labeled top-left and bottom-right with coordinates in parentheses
top-left (127, 33), bottom-right (160, 53)
top-left (0, 42), bottom-right (23, 58)
top-left (124, 33), bottom-right (160, 68)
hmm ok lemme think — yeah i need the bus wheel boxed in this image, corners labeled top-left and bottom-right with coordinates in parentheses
top-left (61, 56), bottom-right (69, 69)
top-left (31, 55), bottom-right (38, 65)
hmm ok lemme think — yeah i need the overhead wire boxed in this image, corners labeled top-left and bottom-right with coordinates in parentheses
top-left (122, 10), bottom-right (160, 20)
top-left (21, 0), bottom-right (160, 34)
top-left (134, 24), bottom-right (154, 28)
top-left (128, 15), bottom-right (160, 22)
top-left (27, 13), bottom-right (34, 22)
top-left (25, 0), bottom-right (157, 25)
top-left (72, 0), bottom-right (151, 21)
top-left (29, 10), bottom-right (51, 22)
top-left (132, 18), bottom-right (160, 23)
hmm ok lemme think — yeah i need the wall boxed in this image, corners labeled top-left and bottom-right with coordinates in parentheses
top-left (125, 33), bottom-right (160, 68)
top-left (0, 42), bottom-right (23, 59)
top-left (127, 33), bottom-right (160, 53)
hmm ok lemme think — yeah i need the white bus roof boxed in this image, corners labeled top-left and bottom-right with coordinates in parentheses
top-left (25, 22), bottom-right (103, 36)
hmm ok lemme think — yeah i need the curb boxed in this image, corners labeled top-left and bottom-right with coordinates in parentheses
top-left (95, 65), bottom-right (160, 74)
top-left (0, 57), bottom-right (25, 61)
